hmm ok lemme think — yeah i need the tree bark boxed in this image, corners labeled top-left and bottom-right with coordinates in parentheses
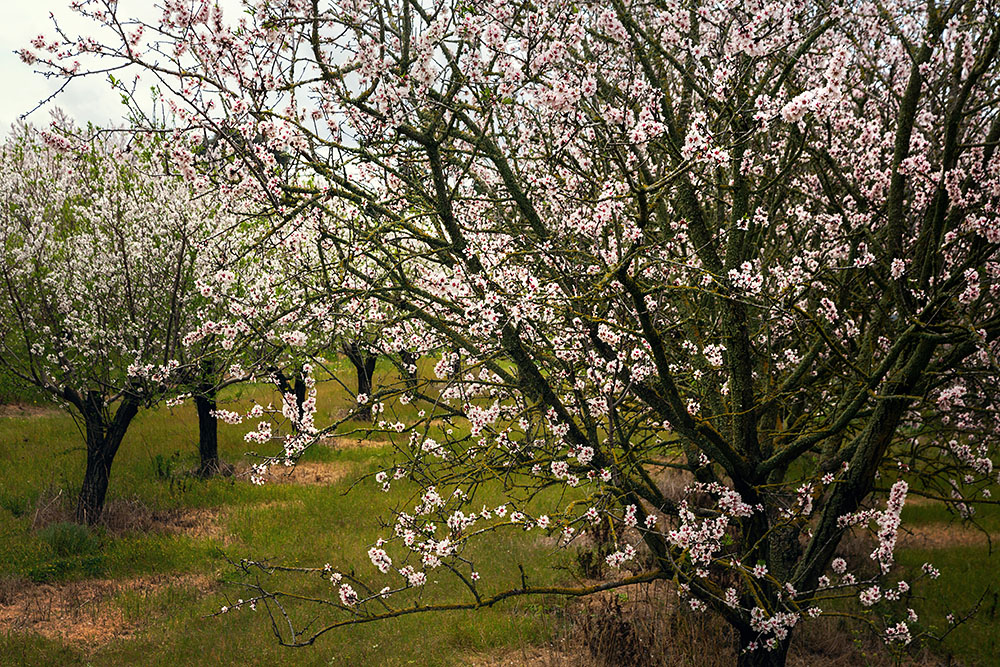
top-left (193, 359), bottom-right (221, 476)
top-left (76, 393), bottom-right (140, 525)
top-left (400, 349), bottom-right (418, 390)
top-left (195, 390), bottom-right (219, 476)
top-left (274, 368), bottom-right (308, 431)
top-left (343, 342), bottom-right (377, 421)
top-left (293, 375), bottom-right (307, 419)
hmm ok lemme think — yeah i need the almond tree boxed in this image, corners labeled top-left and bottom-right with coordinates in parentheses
top-left (31, 0), bottom-right (1000, 663)
top-left (174, 255), bottom-right (264, 476)
top-left (0, 119), bottom-right (224, 521)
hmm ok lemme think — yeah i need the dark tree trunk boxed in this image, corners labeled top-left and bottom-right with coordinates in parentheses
top-left (343, 342), bottom-right (377, 421)
top-left (293, 375), bottom-right (307, 418)
top-left (76, 393), bottom-right (140, 525)
top-left (400, 350), bottom-right (419, 390)
top-left (194, 359), bottom-right (221, 476)
top-left (449, 347), bottom-right (461, 380)
top-left (195, 391), bottom-right (219, 476)
top-left (274, 368), bottom-right (308, 431)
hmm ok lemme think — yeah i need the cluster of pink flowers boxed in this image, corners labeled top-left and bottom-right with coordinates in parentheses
top-left (872, 481), bottom-right (908, 574)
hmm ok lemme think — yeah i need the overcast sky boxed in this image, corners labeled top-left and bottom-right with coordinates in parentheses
top-left (1, 1), bottom-right (244, 134)
top-left (0, 2), bottom-right (125, 132)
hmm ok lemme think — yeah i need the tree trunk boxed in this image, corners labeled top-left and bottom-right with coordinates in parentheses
top-left (449, 347), bottom-right (461, 381)
top-left (293, 375), bottom-right (307, 419)
top-left (400, 350), bottom-right (419, 390)
top-left (194, 359), bottom-right (221, 476)
top-left (343, 342), bottom-right (377, 421)
top-left (195, 389), bottom-right (219, 476)
top-left (274, 368), bottom-right (308, 431)
top-left (76, 394), bottom-right (140, 525)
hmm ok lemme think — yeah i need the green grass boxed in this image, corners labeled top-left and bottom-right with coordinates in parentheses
top-left (0, 358), bottom-right (572, 665)
top-left (2, 358), bottom-right (998, 665)
top-left (894, 498), bottom-right (1000, 665)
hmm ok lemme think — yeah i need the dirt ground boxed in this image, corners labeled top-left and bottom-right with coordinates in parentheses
top-left (0, 574), bottom-right (216, 645)
top-left (0, 402), bottom-right (60, 418)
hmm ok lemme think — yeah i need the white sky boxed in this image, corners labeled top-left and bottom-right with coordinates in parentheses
top-left (0, 1), bottom-right (124, 131)
top-left (0, 0), bottom-right (245, 134)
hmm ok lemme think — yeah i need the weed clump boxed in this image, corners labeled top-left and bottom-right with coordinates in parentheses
top-left (37, 522), bottom-right (99, 558)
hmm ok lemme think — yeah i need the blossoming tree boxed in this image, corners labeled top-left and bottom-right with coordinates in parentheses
top-left (28, 0), bottom-right (1000, 662)
top-left (0, 118), bottom-right (229, 521)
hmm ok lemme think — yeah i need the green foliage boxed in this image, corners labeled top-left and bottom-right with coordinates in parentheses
top-left (28, 522), bottom-right (106, 582)
top-left (152, 451), bottom-right (183, 481)
top-left (0, 372), bottom-right (47, 405)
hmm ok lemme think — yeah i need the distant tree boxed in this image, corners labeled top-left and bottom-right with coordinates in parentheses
top-left (174, 238), bottom-right (269, 477)
top-left (0, 119), bottom-right (221, 521)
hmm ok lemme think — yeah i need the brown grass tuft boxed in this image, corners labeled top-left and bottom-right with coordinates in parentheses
top-left (28, 490), bottom-right (229, 542)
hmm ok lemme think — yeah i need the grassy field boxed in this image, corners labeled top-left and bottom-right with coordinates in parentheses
top-left (893, 499), bottom-right (1000, 665)
top-left (0, 359), bottom-right (997, 665)
top-left (0, 360), bottom-right (575, 666)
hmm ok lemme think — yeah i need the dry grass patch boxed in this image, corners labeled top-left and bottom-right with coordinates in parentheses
top-left (28, 492), bottom-right (227, 542)
top-left (837, 517), bottom-right (997, 554)
top-left (647, 461), bottom-right (697, 500)
top-left (152, 507), bottom-right (229, 543)
top-left (262, 460), bottom-right (355, 486)
top-left (468, 646), bottom-right (575, 666)
top-left (0, 574), bottom-right (215, 646)
top-left (323, 436), bottom-right (390, 450)
top-left (0, 403), bottom-right (60, 419)
top-left (898, 523), bottom-right (997, 550)
top-left (252, 499), bottom-right (306, 511)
